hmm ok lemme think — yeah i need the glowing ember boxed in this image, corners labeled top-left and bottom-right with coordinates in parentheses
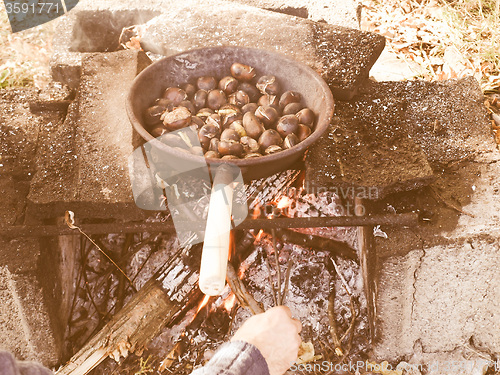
top-left (277, 196), bottom-right (293, 210)
top-left (252, 205), bottom-right (262, 219)
top-left (196, 294), bottom-right (211, 314)
top-left (254, 229), bottom-right (264, 243)
top-left (223, 293), bottom-right (237, 312)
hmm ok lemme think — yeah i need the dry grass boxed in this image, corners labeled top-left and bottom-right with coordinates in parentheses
top-left (0, 8), bottom-right (55, 89)
top-left (362, 0), bottom-right (500, 92)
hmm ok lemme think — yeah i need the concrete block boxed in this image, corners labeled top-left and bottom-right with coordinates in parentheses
top-left (0, 89), bottom-right (41, 177)
top-left (0, 267), bottom-right (59, 367)
top-left (71, 0), bottom-right (361, 28)
top-left (140, 0), bottom-right (384, 99)
top-left (28, 50), bottom-right (152, 221)
top-left (50, 0), bottom-right (364, 89)
top-left (234, 0), bottom-right (361, 28)
top-left (451, 152), bottom-right (500, 238)
top-left (305, 85), bottom-right (435, 199)
top-left (305, 77), bottom-right (496, 198)
top-left (374, 236), bottom-right (500, 362)
top-left (0, 176), bottom-right (40, 274)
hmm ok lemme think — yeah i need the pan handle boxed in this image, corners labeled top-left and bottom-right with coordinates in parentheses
top-left (199, 164), bottom-right (236, 295)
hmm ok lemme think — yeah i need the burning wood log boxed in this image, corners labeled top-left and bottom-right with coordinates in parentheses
top-left (55, 278), bottom-right (180, 375)
top-left (226, 262), bottom-right (264, 315)
top-left (56, 230), bottom-right (257, 375)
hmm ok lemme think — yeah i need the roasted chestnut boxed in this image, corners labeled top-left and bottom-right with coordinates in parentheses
top-left (219, 76), bottom-right (239, 94)
top-left (238, 82), bottom-right (261, 102)
top-left (179, 100), bottom-right (196, 114)
top-left (207, 89), bottom-right (227, 110)
top-left (196, 108), bottom-right (215, 121)
top-left (198, 124), bottom-right (220, 149)
top-left (256, 75), bottom-right (280, 95)
top-left (258, 94), bottom-right (280, 111)
top-left (150, 125), bottom-right (167, 138)
top-left (255, 105), bottom-right (279, 128)
top-left (228, 90), bottom-right (250, 107)
top-left (283, 133), bottom-right (299, 149)
top-left (231, 63), bottom-right (256, 82)
top-left (242, 112), bottom-right (266, 139)
top-left (241, 102), bottom-right (259, 114)
top-left (144, 105), bottom-right (166, 127)
top-left (222, 111), bottom-right (243, 128)
top-left (222, 155), bottom-right (240, 160)
top-left (205, 150), bottom-right (220, 159)
top-left (197, 76), bottom-right (217, 91)
top-left (206, 113), bottom-right (222, 130)
top-left (276, 115), bottom-right (299, 137)
top-left (219, 105), bottom-right (242, 128)
top-left (296, 108), bottom-right (315, 127)
top-left (240, 136), bottom-right (259, 154)
top-left (194, 90), bottom-right (208, 110)
top-left (162, 107), bottom-right (192, 130)
top-left (218, 104), bottom-right (241, 115)
top-left (162, 87), bottom-right (187, 105)
top-left (208, 138), bottom-right (220, 152)
top-left (229, 121), bottom-right (247, 138)
top-left (156, 98), bottom-right (175, 111)
top-left (191, 116), bottom-right (205, 129)
top-left (209, 137), bottom-right (220, 152)
top-left (244, 152), bottom-right (262, 158)
top-left (282, 102), bottom-right (304, 115)
top-left (220, 128), bottom-right (240, 142)
top-left (297, 124), bottom-right (312, 142)
top-left (218, 140), bottom-right (244, 157)
top-left (181, 83), bottom-right (196, 98)
top-left (258, 129), bottom-right (283, 152)
top-left (264, 145), bottom-right (283, 155)
top-left (279, 91), bottom-right (301, 108)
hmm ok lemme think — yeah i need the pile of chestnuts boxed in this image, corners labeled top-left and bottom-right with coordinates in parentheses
top-left (143, 62), bottom-right (316, 159)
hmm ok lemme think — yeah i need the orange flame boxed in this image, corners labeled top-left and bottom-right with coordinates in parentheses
top-left (252, 205), bottom-right (262, 219)
top-left (223, 293), bottom-right (237, 312)
top-left (254, 229), bottom-right (264, 242)
top-left (228, 230), bottom-right (235, 261)
top-left (196, 295), bottom-right (210, 314)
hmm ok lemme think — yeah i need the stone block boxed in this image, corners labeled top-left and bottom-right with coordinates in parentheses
top-left (234, 0), bottom-right (362, 28)
top-left (0, 267), bottom-right (59, 367)
top-left (375, 236), bottom-right (500, 362)
top-left (28, 50), bottom-right (152, 222)
top-left (305, 77), bottom-right (496, 198)
top-left (50, 0), bottom-right (364, 89)
top-left (50, 9), bottom-right (157, 89)
top-left (140, 0), bottom-right (385, 99)
top-left (0, 175), bottom-right (40, 274)
top-left (0, 89), bottom-right (41, 177)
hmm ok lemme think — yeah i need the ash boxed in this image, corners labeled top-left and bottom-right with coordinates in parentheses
top-left (230, 190), bottom-right (370, 371)
top-left (153, 190), bottom-right (371, 374)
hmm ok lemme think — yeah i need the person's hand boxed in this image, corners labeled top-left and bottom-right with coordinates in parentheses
top-left (231, 306), bottom-right (302, 375)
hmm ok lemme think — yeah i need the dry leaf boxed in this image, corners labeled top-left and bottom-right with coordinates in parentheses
top-left (296, 342), bottom-right (322, 364)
